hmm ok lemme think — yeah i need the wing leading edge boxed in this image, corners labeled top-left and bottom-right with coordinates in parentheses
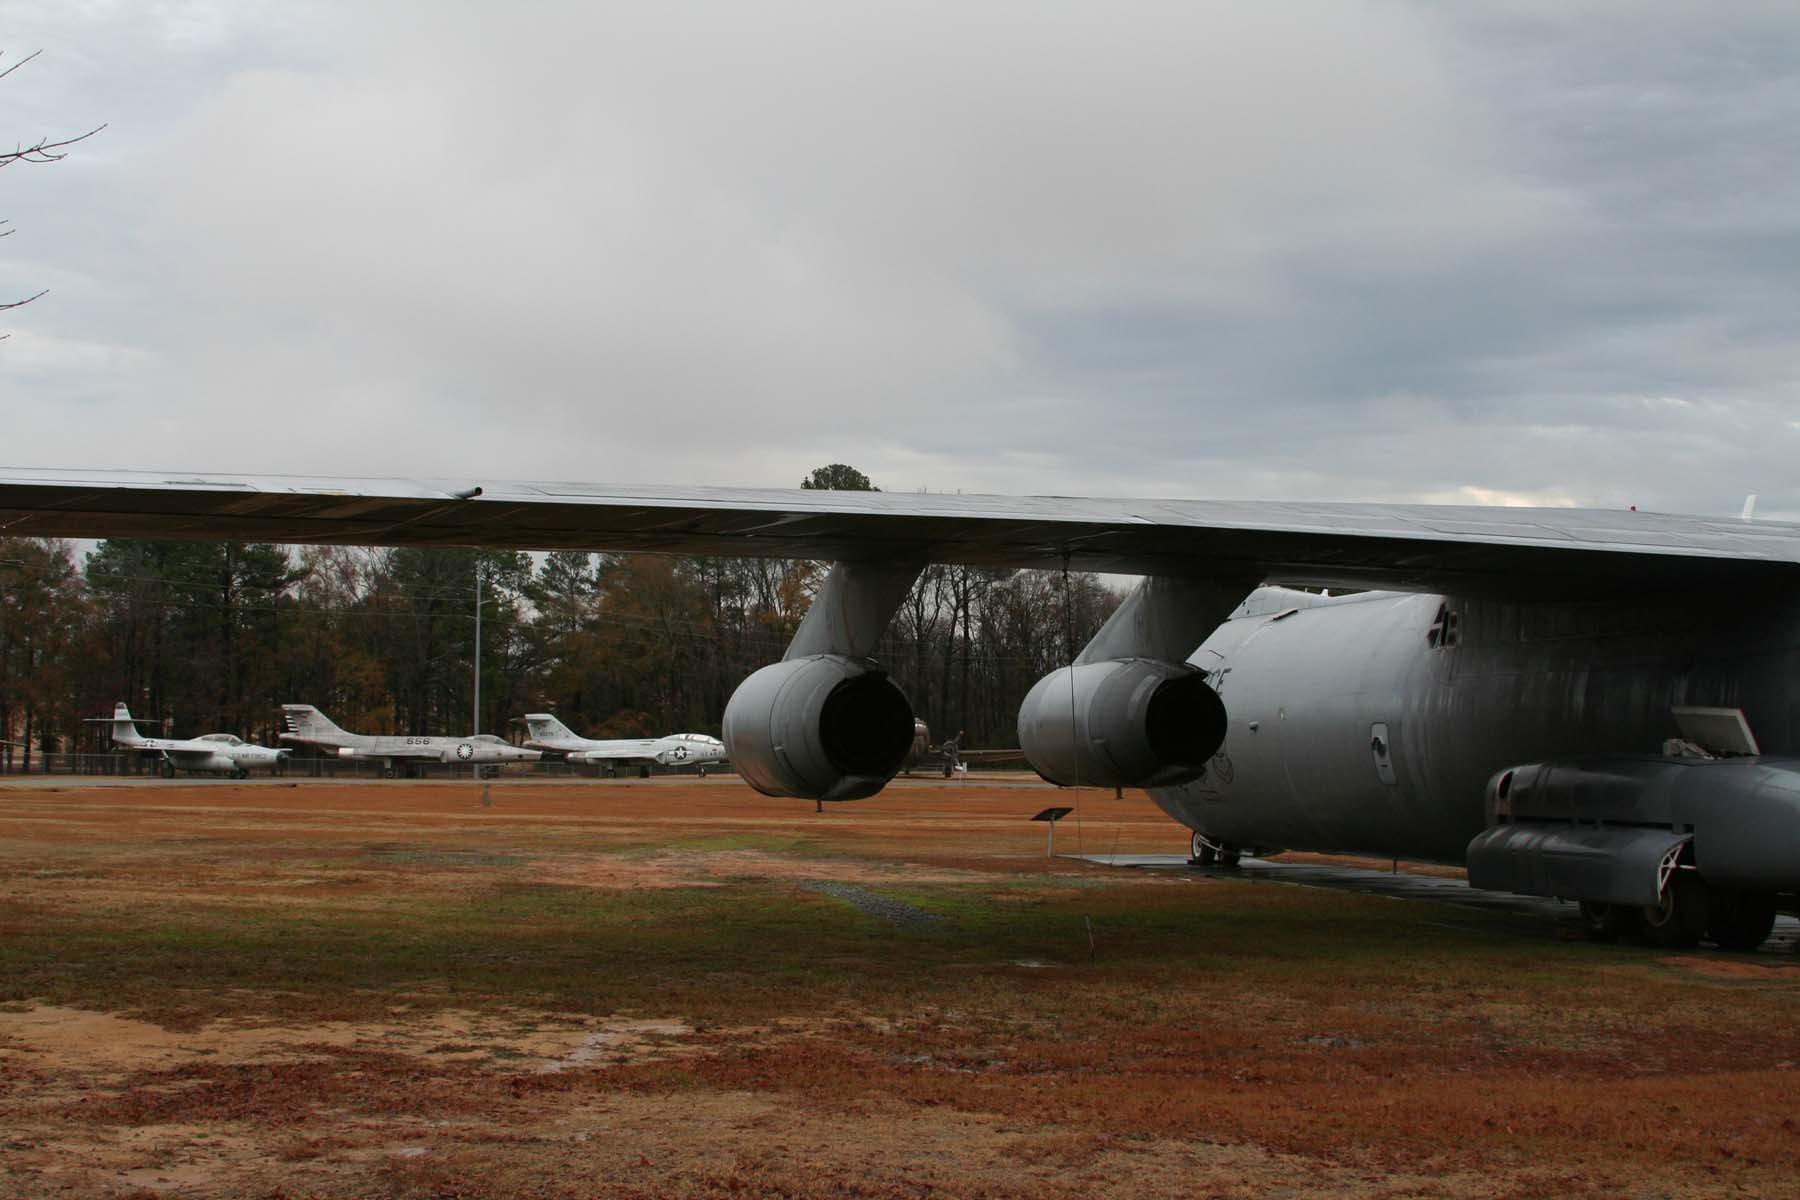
top-left (2, 466), bottom-right (1797, 597)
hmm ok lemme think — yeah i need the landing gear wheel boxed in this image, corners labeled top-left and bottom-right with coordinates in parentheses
top-left (1189, 831), bottom-right (1218, 867)
top-left (381, 766), bottom-right (396, 780)
top-left (233, 767), bottom-right (248, 780)
top-left (1640, 875), bottom-right (1707, 949)
top-left (1578, 901), bottom-right (1632, 941)
top-left (1217, 846), bottom-right (1243, 870)
top-left (158, 760), bottom-right (175, 779)
top-left (1707, 890), bottom-right (1777, 952)
top-left (697, 766), bottom-right (707, 779)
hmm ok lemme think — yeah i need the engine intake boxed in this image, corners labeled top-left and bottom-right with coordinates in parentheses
top-left (1018, 658), bottom-right (1226, 789)
top-left (724, 655), bottom-right (915, 801)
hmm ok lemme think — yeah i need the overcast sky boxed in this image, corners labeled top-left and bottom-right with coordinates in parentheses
top-left (3, 1), bottom-right (1798, 518)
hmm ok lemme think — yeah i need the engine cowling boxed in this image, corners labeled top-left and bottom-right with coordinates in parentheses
top-left (337, 746), bottom-right (360, 760)
top-left (723, 655), bottom-right (915, 801)
top-left (1017, 658), bottom-right (1226, 789)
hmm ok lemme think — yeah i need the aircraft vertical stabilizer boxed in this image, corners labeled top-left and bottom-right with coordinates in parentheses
top-left (281, 705), bottom-right (348, 741)
top-left (111, 702), bottom-right (146, 746)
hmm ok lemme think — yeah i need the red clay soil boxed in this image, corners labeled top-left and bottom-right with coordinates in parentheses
top-left (0, 777), bottom-right (1795, 1198)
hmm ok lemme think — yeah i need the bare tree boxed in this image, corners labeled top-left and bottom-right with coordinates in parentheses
top-left (2, 50), bottom-right (105, 323)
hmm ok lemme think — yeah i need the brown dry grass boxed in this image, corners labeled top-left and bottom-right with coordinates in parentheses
top-left (0, 777), bottom-right (1796, 1198)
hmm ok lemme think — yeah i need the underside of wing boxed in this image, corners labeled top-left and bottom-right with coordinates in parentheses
top-left (955, 748), bottom-right (1030, 763)
top-left (4, 467), bottom-right (1798, 596)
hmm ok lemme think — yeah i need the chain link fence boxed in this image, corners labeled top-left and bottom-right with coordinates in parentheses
top-left (0, 752), bottom-right (734, 781)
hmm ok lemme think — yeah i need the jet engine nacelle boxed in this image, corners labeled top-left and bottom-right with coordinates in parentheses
top-left (723, 655), bottom-right (915, 801)
top-left (1017, 658), bottom-right (1227, 789)
top-left (337, 746), bottom-right (360, 760)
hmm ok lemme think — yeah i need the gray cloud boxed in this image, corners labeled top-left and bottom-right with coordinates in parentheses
top-left (3, 1), bottom-right (1799, 520)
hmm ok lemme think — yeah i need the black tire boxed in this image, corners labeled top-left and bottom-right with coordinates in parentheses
top-left (1707, 890), bottom-right (1777, 952)
top-left (233, 768), bottom-right (248, 780)
top-left (1640, 875), bottom-right (1707, 949)
top-left (158, 760), bottom-right (175, 779)
top-left (381, 766), bottom-right (396, 780)
top-left (1578, 901), bottom-right (1632, 941)
top-left (1217, 847), bottom-right (1243, 869)
top-left (1189, 831), bottom-right (1217, 866)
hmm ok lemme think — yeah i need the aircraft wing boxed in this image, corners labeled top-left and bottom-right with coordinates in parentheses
top-left (954, 748), bottom-right (1030, 764)
top-left (161, 748), bottom-right (221, 765)
top-left (4, 467), bottom-right (1799, 595)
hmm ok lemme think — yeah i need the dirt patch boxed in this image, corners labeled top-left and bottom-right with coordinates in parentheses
top-left (0, 1004), bottom-right (700, 1082)
top-left (1660, 955), bottom-right (1800, 982)
top-left (3, 779), bottom-right (1798, 1198)
top-left (534, 847), bottom-right (993, 891)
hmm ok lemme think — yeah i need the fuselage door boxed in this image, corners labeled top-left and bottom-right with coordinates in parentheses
top-left (1370, 722), bottom-right (1397, 786)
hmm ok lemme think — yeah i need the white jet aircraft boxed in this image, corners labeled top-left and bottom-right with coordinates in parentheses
top-left (520, 713), bottom-right (726, 777)
top-left (279, 704), bottom-right (542, 778)
top-left (99, 702), bottom-right (289, 778)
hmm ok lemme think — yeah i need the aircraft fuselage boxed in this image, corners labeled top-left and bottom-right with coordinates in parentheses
top-left (1153, 587), bottom-right (1800, 864)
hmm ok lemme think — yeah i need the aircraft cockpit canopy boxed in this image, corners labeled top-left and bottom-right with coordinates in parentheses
top-left (196, 733), bottom-right (244, 745)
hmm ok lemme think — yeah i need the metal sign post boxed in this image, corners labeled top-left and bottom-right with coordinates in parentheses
top-left (1031, 806), bottom-right (1075, 856)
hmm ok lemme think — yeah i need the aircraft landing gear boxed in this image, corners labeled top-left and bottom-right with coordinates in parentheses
top-left (1639, 874), bottom-right (1708, 949)
top-left (158, 760), bottom-right (176, 779)
top-left (1706, 889), bottom-right (1777, 952)
top-left (232, 767), bottom-right (248, 780)
top-left (1580, 881), bottom-right (1775, 952)
top-left (381, 765), bottom-right (396, 780)
top-left (1578, 901), bottom-right (1634, 941)
top-left (1189, 831), bottom-right (1239, 868)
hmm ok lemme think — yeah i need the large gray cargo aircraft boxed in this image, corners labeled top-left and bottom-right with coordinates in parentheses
top-left (4, 468), bottom-right (1798, 950)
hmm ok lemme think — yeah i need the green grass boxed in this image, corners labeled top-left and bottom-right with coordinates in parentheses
top-left (5, 867), bottom-right (1792, 1041)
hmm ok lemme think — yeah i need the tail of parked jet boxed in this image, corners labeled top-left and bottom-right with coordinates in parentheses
top-left (281, 704), bottom-right (348, 743)
top-left (522, 713), bottom-right (577, 744)
top-left (110, 701), bottom-right (147, 746)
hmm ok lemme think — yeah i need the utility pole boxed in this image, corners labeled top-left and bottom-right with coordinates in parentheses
top-left (473, 562), bottom-right (482, 736)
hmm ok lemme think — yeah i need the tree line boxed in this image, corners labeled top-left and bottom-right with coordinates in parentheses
top-left (0, 471), bottom-right (1119, 765)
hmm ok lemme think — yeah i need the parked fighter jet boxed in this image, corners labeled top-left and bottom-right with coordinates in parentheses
top-left (900, 719), bottom-right (1026, 778)
top-left (519, 713), bottom-right (725, 777)
top-left (278, 705), bottom-right (541, 777)
top-left (97, 702), bottom-right (288, 778)
top-left (8, 469), bottom-right (1800, 952)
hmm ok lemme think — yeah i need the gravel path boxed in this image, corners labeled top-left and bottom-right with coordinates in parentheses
top-left (801, 880), bottom-right (948, 930)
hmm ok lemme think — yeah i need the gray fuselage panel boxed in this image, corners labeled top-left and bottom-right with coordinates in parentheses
top-left (1153, 589), bottom-right (1800, 863)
